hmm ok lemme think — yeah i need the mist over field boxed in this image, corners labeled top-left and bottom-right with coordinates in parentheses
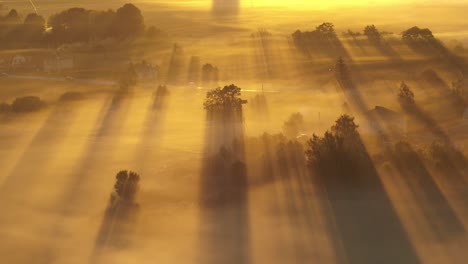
top-left (0, 1), bottom-right (467, 264)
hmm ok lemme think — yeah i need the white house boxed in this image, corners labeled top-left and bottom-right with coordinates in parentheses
top-left (43, 54), bottom-right (74, 73)
top-left (11, 54), bottom-right (28, 68)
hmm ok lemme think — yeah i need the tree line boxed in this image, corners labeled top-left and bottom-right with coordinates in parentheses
top-left (0, 3), bottom-right (158, 49)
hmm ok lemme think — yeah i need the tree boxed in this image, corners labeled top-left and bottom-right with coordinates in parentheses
top-left (111, 3), bottom-right (145, 39)
top-left (398, 82), bottom-right (415, 109)
top-left (335, 56), bottom-right (351, 87)
top-left (22, 13), bottom-right (45, 41)
top-left (24, 13), bottom-right (45, 30)
top-left (5, 9), bottom-right (21, 25)
top-left (112, 170), bottom-right (140, 205)
top-left (364, 24), bottom-right (381, 44)
top-left (316, 22), bottom-right (335, 38)
top-left (119, 63), bottom-right (138, 89)
top-left (283, 112), bottom-right (304, 138)
top-left (332, 114), bottom-right (359, 139)
top-left (89, 9), bottom-right (116, 39)
top-left (452, 79), bottom-right (466, 100)
top-left (48, 8), bottom-right (91, 43)
top-left (202, 63), bottom-right (219, 84)
top-left (204, 84), bottom-right (247, 112)
top-left (305, 114), bottom-right (361, 168)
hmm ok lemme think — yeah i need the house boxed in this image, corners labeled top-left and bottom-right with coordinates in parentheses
top-left (43, 54), bottom-right (74, 73)
top-left (11, 54), bottom-right (28, 68)
top-left (364, 106), bottom-right (407, 136)
top-left (134, 60), bottom-right (158, 80)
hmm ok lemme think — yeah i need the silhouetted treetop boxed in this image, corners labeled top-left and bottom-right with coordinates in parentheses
top-left (306, 114), bottom-right (362, 168)
top-left (112, 3), bottom-right (145, 39)
top-left (202, 63), bottom-right (219, 84)
top-left (335, 56), bottom-right (351, 88)
top-left (332, 114), bottom-right (359, 139)
top-left (316, 22), bottom-right (336, 38)
top-left (204, 84), bottom-right (247, 111)
top-left (398, 82), bottom-right (415, 108)
top-left (113, 170), bottom-right (140, 205)
top-left (402, 26), bottom-right (435, 42)
top-left (283, 112), bottom-right (305, 138)
top-left (364, 24), bottom-right (382, 44)
top-left (5, 9), bottom-right (20, 25)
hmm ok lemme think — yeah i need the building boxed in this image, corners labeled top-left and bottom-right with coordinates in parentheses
top-left (43, 54), bottom-right (74, 73)
top-left (11, 54), bottom-right (28, 68)
top-left (212, 0), bottom-right (239, 14)
top-left (134, 60), bottom-right (158, 80)
top-left (364, 106), bottom-right (407, 136)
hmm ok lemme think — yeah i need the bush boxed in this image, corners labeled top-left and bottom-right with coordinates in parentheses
top-left (59, 91), bottom-right (85, 102)
top-left (0, 102), bottom-right (11, 112)
top-left (11, 96), bottom-right (45, 112)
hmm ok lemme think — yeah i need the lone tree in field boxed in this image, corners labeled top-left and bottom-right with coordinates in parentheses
top-left (119, 63), bottom-right (138, 89)
top-left (203, 84), bottom-right (247, 112)
top-left (335, 57), bottom-right (351, 88)
top-left (111, 170), bottom-right (140, 206)
top-left (398, 82), bottom-right (415, 109)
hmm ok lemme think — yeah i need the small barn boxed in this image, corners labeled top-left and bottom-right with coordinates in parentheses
top-left (364, 106), bottom-right (406, 136)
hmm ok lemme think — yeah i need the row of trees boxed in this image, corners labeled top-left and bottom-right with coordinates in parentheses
top-left (0, 95), bottom-right (45, 113)
top-left (0, 3), bottom-right (156, 48)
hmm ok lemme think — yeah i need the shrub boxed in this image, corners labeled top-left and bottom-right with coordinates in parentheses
top-left (11, 96), bottom-right (45, 112)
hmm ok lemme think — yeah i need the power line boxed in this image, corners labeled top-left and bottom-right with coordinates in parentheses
top-left (28, 0), bottom-right (38, 14)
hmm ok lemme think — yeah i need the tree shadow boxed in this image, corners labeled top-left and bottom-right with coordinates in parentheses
top-left (0, 102), bottom-right (80, 202)
top-left (198, 106), bottom-right (250, 264)
top-left (37, 90), bottom-right (133, 262)
top-left (388, 141), bottom-right (465, 241)
top-left (312, 135), bottom-right (421, 264)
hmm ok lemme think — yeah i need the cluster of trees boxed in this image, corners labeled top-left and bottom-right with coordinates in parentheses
top-left (202, 145), bottom-right (247, 206)
top-left (343, 25), bottom-right (393, 43)
top-left (243, 132), bottom-right (305, 185)
top-left (48, 3), bottom-right (149, 45)
top-left (0, 3), bottom-right (157, 48)
top-left (305, 115), bottom-right (365, 178)
top-left (0, 95), bottom-right (45, 113)
top-left (421, 69), bottom-right (467, 115)
top-left (0, 10), bottom-right (45, 48)
top-left (401, 26), bottom-right (453, 57)
top-left (292, 22), bottom-right (344, 56)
